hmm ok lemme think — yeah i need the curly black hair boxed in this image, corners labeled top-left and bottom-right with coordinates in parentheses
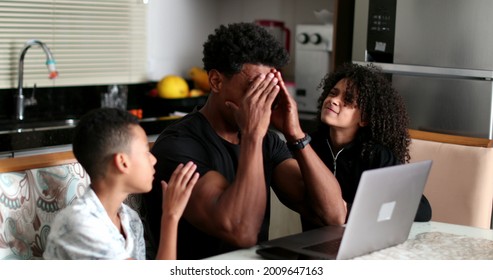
top-left (73, 108), bottom-right (139, 180)
top-left (202, 22), bottom-right (289, 76)
top-left (316, 63), bottom-right (411, 163)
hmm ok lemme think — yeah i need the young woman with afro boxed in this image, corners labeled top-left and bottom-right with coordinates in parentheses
top-left (304, 63), bottom-right (432, 231)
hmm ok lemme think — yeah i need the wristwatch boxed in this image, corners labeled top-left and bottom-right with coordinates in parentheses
top-left (287, 134), bottom-right (312, 151)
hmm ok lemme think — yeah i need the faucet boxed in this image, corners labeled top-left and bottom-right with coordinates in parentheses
top-left (16, 39), bottom-right (58, 121)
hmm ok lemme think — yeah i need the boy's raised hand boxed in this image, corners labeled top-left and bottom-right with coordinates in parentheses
top-left (161, 161), bottom-right (199, 220)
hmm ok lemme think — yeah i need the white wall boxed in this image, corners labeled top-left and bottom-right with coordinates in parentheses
top-left (147, 0), bottom-right (332, 81)
top-left (147, 0), bottom-right (217, 81)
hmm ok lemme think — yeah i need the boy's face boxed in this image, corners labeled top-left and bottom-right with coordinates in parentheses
top-left (126, 124), bottom-right (156, 193)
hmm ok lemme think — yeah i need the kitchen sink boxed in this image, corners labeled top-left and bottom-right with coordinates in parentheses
top-left (0, 118), bottom-right (78, 134)
top-left (0, 115), bottom-right (183, 155)
top-left (0, 115), bottom-right (182, 135)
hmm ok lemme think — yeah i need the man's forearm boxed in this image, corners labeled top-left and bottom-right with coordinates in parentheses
top-left (213, 135), bottom-right (268, 246)
top-left (292, 145), bottom-right (347, 225)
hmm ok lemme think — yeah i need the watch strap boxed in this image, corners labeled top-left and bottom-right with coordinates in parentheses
top-left (287, 134), bottom-right (312, 151)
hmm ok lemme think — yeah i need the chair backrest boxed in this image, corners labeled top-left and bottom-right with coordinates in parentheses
top-left (408, 129), bottom-right (493, 229)
top-left (0, 162), bottom-right (91, 259)
top-left (0, 143), bottom-right (156, 259)
top-left (409, 129), bottom-right (493, 148)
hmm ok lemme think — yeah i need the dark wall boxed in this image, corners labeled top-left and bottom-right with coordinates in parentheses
top-left (332, 0), bottom-right (355, 72)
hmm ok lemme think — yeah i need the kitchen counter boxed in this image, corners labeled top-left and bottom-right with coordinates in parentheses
top-left (0, 113), bottom-right (318, 158)
top-left (0, 116), bottom-right (180, 158)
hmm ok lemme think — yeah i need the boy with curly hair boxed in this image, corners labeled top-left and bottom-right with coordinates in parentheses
top-left (305, 63), bottom-right (432, 230)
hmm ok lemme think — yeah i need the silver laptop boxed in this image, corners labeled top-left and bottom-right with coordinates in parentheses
top-left (257, 160), bottom-right (432, 260)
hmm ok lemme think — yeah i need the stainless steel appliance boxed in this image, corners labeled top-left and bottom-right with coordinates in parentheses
top-left (352, 0), bottom-right (493, 139)
top-left (294, 24), bottom-right (333, 114)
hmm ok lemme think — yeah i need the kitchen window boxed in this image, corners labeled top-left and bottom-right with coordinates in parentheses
top-left (0, 0), bottom-right (147, 89)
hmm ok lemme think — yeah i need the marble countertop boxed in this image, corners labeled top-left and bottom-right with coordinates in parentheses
top-left (206, 222), bottom-right (493, 260)
top-left (356, 222), bottom-right (493, 259)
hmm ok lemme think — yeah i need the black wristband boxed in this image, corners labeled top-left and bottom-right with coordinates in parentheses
top-left (287, 134), bottom-right (311, 151)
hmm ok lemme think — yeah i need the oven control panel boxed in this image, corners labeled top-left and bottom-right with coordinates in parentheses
top-left (295, 24), bottom-right (332, 52)
top-left (294, 24), bottom-right (333, 114)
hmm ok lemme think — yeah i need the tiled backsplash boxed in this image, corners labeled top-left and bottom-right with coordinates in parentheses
top-left (0, 81), bottom-right (209, 155)
top-left (0, 82), bottom-right (156, 121)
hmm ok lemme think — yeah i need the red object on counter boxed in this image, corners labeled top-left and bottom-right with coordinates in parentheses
top-left (148, 88), bottom-right (158, 97)
top-left (129, 109), bottom-right (143, 119)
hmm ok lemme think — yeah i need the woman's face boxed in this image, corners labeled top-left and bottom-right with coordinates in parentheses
top-left (320, 78), bottom-right (365, 133)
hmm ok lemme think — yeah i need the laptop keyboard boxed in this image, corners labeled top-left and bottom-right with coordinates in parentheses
top-left (303, 237), bottom-right (343, 254)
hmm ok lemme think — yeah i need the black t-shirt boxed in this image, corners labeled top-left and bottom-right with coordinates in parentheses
top-left (143, 111), bottom-right (292, 259)
top-left (306, 129), bottom-right (432, 230)
top-left (310, 129), bottom-right (398, 206)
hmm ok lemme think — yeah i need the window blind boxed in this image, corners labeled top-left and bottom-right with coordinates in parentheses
top-left (0, 0), bottom-right (147, 89)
